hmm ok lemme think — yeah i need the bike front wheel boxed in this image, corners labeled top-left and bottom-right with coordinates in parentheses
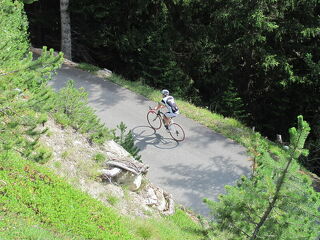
top-left (147, 111), bottom-right (162, 130)
top-left (169, 123), bottom-right (185, 142)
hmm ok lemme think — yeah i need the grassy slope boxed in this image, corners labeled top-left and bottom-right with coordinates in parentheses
top-left (0, 150), bottom-right (204, 240)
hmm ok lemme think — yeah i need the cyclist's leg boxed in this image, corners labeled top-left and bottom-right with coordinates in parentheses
top-left (163, 114), bottom-right (170, 128)
top-left (164, 112), bottom-right (177, 128)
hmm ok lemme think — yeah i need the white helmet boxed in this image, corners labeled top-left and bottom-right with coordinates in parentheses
top-left (161, 89), bottom-right (169, 96)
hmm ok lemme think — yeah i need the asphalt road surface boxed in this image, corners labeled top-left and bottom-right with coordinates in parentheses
top-left (50, 64), bottom-right (251, 216)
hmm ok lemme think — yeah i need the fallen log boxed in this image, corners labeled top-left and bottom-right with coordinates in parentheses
top-left (105, 160), bottom-right (149, 175)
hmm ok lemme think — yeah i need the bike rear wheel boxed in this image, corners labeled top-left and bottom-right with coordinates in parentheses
top-left (169, 123), bottom-right (185, 142)
top-left (147, 111), bottom-right (162, 130)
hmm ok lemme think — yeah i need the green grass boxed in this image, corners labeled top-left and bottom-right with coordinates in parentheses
top-left (0, 152), bottom-right (135, 240)
top-left (0, 213), bottom-right (82, 240)
top-left (0, 151), bottom-right (205, 240)
top-left (77, 62), bottom-right (100, 72)
top-left (129, 209), bottom-right (205, 240)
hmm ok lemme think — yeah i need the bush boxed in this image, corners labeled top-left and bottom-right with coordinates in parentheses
top-left (52, 80), bottom-right (113, 144)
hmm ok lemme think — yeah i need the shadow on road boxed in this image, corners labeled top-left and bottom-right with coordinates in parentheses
top-left (161, 155), bottom-right (251, 216)
top-left (188, 125), bottom-right (247, 151)
top-left (50, 65), bottom-right (134, 111)
top-left (132, 126), bottom-right (180, 150)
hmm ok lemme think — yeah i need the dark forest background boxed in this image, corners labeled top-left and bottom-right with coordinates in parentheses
top-left (24, 0), bottom-right (320, 175)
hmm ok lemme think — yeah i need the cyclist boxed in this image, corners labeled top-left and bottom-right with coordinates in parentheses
top-left (153, 89), bottom-right (179, 131)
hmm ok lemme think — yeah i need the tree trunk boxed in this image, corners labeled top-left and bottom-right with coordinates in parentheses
top-left (60, 0), bottom-right (71, 60)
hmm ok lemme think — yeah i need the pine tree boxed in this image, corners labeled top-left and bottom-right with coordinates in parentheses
top-left (0, 0), bottom-right (63, 162)
top-left (205, 115), bottom-right (320, 239)
top-left (52, 80), bottom-right (112, 144)
top-left (114, 122), bottom-right (141, 162)
top-left (220, 83), bottom-right (247, 120)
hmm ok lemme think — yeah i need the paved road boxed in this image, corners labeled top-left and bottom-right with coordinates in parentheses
top-left (50, 65), bottom-right (251, 216)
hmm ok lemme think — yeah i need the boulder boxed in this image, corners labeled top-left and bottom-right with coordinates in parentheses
top-left (116, 171), bottom-right (142, 191)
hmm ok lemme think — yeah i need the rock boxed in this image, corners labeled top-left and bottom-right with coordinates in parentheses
top-left (154, 187), bottom-right (166, 211)
top-left (96, 69), bottom-right (112, 78)
top-left (144, 188), bottom-right (158, 205)
top-left (104, 140), bottom-right (131, 159)
top-left (141, 185), bottom-right (175, 215)
top-left (132, 174), bottom-right (142, 191)
top-left (163, 192), bottom-right (175, 216)
top-left (105, 183), bottom-right (124, 198)
top-left (116, 171), bottom-right (142, 191)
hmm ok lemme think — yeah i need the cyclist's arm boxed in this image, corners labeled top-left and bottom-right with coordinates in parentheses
top-left (154, 101), bottom-right (165, 111)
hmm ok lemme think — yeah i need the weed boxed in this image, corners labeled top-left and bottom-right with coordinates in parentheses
top-left (142, 208), bottom-right (153, 216)
top-left (61, 151), bottom-right (70, 159)
top-left (46, 130), bottom-right (53, 137)
top-left (136, 225), bottom-right (153, 240)
top-left (53, 161), bottom-right (62, 169)
top-left (92, 153), bottom-right (106, 163)
top-left (107, 195), bottom-right (119, 206)
top-left (0, 155), bottom-right (134, 239)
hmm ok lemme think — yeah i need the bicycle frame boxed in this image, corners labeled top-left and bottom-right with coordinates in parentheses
top-left (147, 107), bottom-right (185, 141)
top-left (154, 110), bottom-right (175, 126)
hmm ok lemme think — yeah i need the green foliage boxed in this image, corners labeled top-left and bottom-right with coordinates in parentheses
top-left (52, 80), bottom-right (113, 144)
top-left (205, 116), bottom-right (320, 239)
top-left (19, 0), bottom-right (38, 3)
top-left (92, 153), bottom-right (106, 163)
top-left (136, 225), bottom-right (153, 239)
top-left (31, 145), bottom-right (53, 164)
top-left (113, 122), bottom-right (141, 162)
top-left (0, 0), bottom-right (63, 166)
top-left (219, 83), bottom-right (247, 120)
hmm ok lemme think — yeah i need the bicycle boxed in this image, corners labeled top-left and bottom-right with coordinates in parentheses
top-left (147, 107), bottom-right (185, 142)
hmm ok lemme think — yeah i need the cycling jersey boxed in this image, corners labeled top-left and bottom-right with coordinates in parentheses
top-left (161, 96), bottom-right (179, 115)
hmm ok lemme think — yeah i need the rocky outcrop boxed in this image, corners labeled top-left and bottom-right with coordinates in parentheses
top-left (142, 184), bottom-right (175, 215)
top-left (99, 140), bottom-right (175, 215)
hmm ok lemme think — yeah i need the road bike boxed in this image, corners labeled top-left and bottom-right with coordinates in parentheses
top-left (147, 107), bottom-right (185, 142)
